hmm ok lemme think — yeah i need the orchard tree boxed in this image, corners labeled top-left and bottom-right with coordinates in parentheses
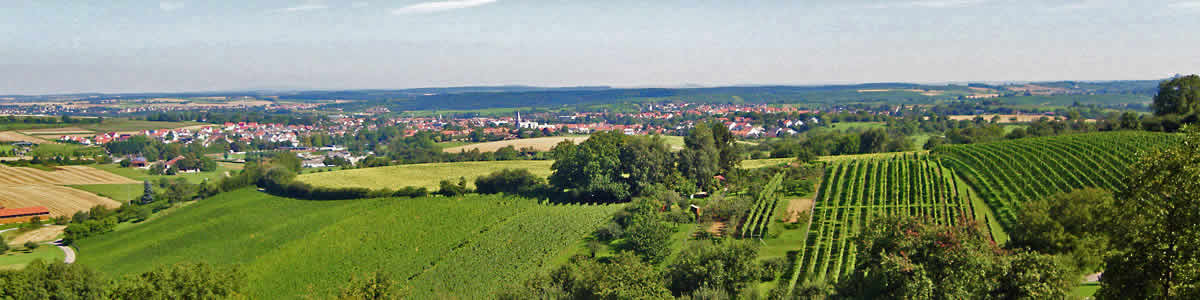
top-left (1099, 126), bottom-right (1200, 299)
top-left (678, 123), bottom-right (721, 190)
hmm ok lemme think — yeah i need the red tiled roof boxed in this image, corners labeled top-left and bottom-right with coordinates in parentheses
top-left (0, 206), bottom-right (50, 218)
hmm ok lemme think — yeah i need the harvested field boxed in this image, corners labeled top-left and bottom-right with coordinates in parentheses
top-left (0, 185), bottom-right (121, 216)
top-left (443, 136), bottom-right (590, 153)
top-left (17, 127), bottom-right (94, 135)
top-left (0, 165), bottom-right (137, 185)
top-left (6, 225), bottom-right (66, 245)
top-left (0, 131), bottom-right (53, 144)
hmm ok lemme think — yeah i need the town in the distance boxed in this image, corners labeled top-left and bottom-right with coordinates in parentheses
top-left (2, 76), bottom-right (1198, 299)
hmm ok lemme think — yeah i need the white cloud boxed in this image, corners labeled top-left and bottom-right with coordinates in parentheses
top-left (280, 3), bottom-right (329, 12)
top-left (1170, 1), bottom-right (1200, 9)
top-left (159, 1), bottom-right (185, 12)
top-left (392, 0), bottom-right (498, 15)
top-left (352, 2), bottom-right (370, 8)
top-left (865, 0), bottom-right (987, 9)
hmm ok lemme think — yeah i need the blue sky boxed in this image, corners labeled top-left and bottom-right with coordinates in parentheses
top-left (2, 0), bottom-right (1198, 94)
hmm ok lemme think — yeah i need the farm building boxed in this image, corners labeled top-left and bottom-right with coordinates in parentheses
top-left (0, 206), bottom-right (50, 224)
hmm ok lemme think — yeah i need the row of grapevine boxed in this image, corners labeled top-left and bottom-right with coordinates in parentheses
top-left (782, 153), bottom-right (986, 295)
top-left (741, 172), bottom-right (785, 238)
top-left (933, 131), bottom-right (1180, 229)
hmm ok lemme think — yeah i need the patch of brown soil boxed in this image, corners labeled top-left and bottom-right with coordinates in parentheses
top-left (7, 225), bottom-right (66, 245)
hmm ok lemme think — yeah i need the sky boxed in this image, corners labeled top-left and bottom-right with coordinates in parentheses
top-left (2, 0), bottom-right (1199, 94)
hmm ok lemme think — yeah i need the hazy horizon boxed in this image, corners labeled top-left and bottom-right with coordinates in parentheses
top-left (3, 0), bottom-right (1199, 95)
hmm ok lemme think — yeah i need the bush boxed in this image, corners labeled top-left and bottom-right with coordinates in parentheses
top-left (436, 177), bottom-right (470, 197)
top-left (24, 241), bottom-right (39, 250)
top-left (474, 169), bottom-right (545, 196)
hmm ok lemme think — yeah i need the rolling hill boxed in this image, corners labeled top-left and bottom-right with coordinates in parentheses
top-left (74, 189), bottom-right (621, 299)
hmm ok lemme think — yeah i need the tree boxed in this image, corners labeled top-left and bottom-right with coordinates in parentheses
top-left (1152, 75), bottom-right (1200, 117)
top-left (678, 124), bottom-right (721, 191)
top-left (23, 241), bottom-right (38, 250)
top-left (0, 236), bottom-right (7, 254)
top-left (475, 168), bottom-right (545, 196)
top-left (549, 131), bottom-right (630, 203)
top-left (436, 177), bottom-right (470, 196)
top-left (140, 180), bottom-right (154, 205)
top-left (1009, 188), bottom-right (1114, 273)
top-left (858, 128), bottom-right (888, 154)
top-left (112, 262), bottom-right (246, 299)
top-left (1099, 126), bottom-right (1200, 299)
top-left (510, 253), bottom-right (671, 299)
top-left (836, 216), bottom-right (1074, 299)
top-left (620, 200), bottom-right (674, 264)
top-left (619, 135), bottom-right (676, 195)
top-left (667, 241), bottom-right (761, 296)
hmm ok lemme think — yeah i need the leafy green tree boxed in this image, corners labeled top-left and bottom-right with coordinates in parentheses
top-left (667, 241), bottom-right (761, 296)
top-left (0, 260), bottom-right (109, 299)
top-left (1099, 126), bottom-right (1200, 299)
top-left (678, 123), bottom-right (721, 190)
top-left (0, 236), bottom-right (7, 254)
top-left (23, 241), bottom-right (38, 250)
top-left (474, 168), bottom-right (544, 196)
top-left (858, 128), bottom-right (888, 154)
top-left (620, 202), bottom-right (674, 264)
top-left (112, 262), bottom-right (246, 299)
top-left (436, 177), bottom-right (470, 196)
top-left (837, 216), bottom-right (1074, 299)
top-left (1152, 75), bottom-right (1200, 117)
top-left (510, 253), bottom-right (671, 300)
top-left (619, 135), bottom-right (676, 195)
top-left (549, 131), bottom-right (630, 202)
top-left (1009, 188), bottom-right (1114, 273)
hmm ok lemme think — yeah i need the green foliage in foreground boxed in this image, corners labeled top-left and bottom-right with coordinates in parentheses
top-left (1100, 126), bottom-right (1200, 299)
top-left (0, 261), bottom-right (243, 299)
top-left (75, 189), bottom-right (621, 299)
top-left (836, 216), bottom-right (1075, 299)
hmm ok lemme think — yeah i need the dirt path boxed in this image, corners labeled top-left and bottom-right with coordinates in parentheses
top-left (6, 225), bottom-right (65, 245)
top-left (52, 240), bottom-right (75, 264)
top-left (1084, 272), bottom-right (1102, 283)
top-left (706, 221), bottom-right (727, 237)
top-left (783, 181), bottom-right (821, 223)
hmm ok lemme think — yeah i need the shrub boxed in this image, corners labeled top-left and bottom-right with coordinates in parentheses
top-left (474, 169), bottom-right (544, 196)
top-left (24, 241), bottom-right (39, 250)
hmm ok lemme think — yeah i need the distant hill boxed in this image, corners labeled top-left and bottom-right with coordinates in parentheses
top-left (2, 80), bottom-right (1164, 110)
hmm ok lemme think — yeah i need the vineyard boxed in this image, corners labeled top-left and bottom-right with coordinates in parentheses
top-left (933, 131), bottom-right (1180, 228)
top-left (740, 172), bottom-right (784, 238)
top-left (76, 189), bottom-right (620, 299)
top-left (783, 153), bottom-right (991, 292)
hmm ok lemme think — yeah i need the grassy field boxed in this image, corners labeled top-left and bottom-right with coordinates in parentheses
top-left (297, 160), bottom-right (554, 190)
top-left (93, 163), bottom-right (235, 184)
top-left (0, 246), bottom-right (64, 270)
top-left (67, 184), bottom-right (142, 203)
top-left (76, 189), bottom-right (620, 299)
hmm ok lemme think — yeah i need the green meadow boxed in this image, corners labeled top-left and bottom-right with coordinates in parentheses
top-left (75, 189), bottom-right (620, 299)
